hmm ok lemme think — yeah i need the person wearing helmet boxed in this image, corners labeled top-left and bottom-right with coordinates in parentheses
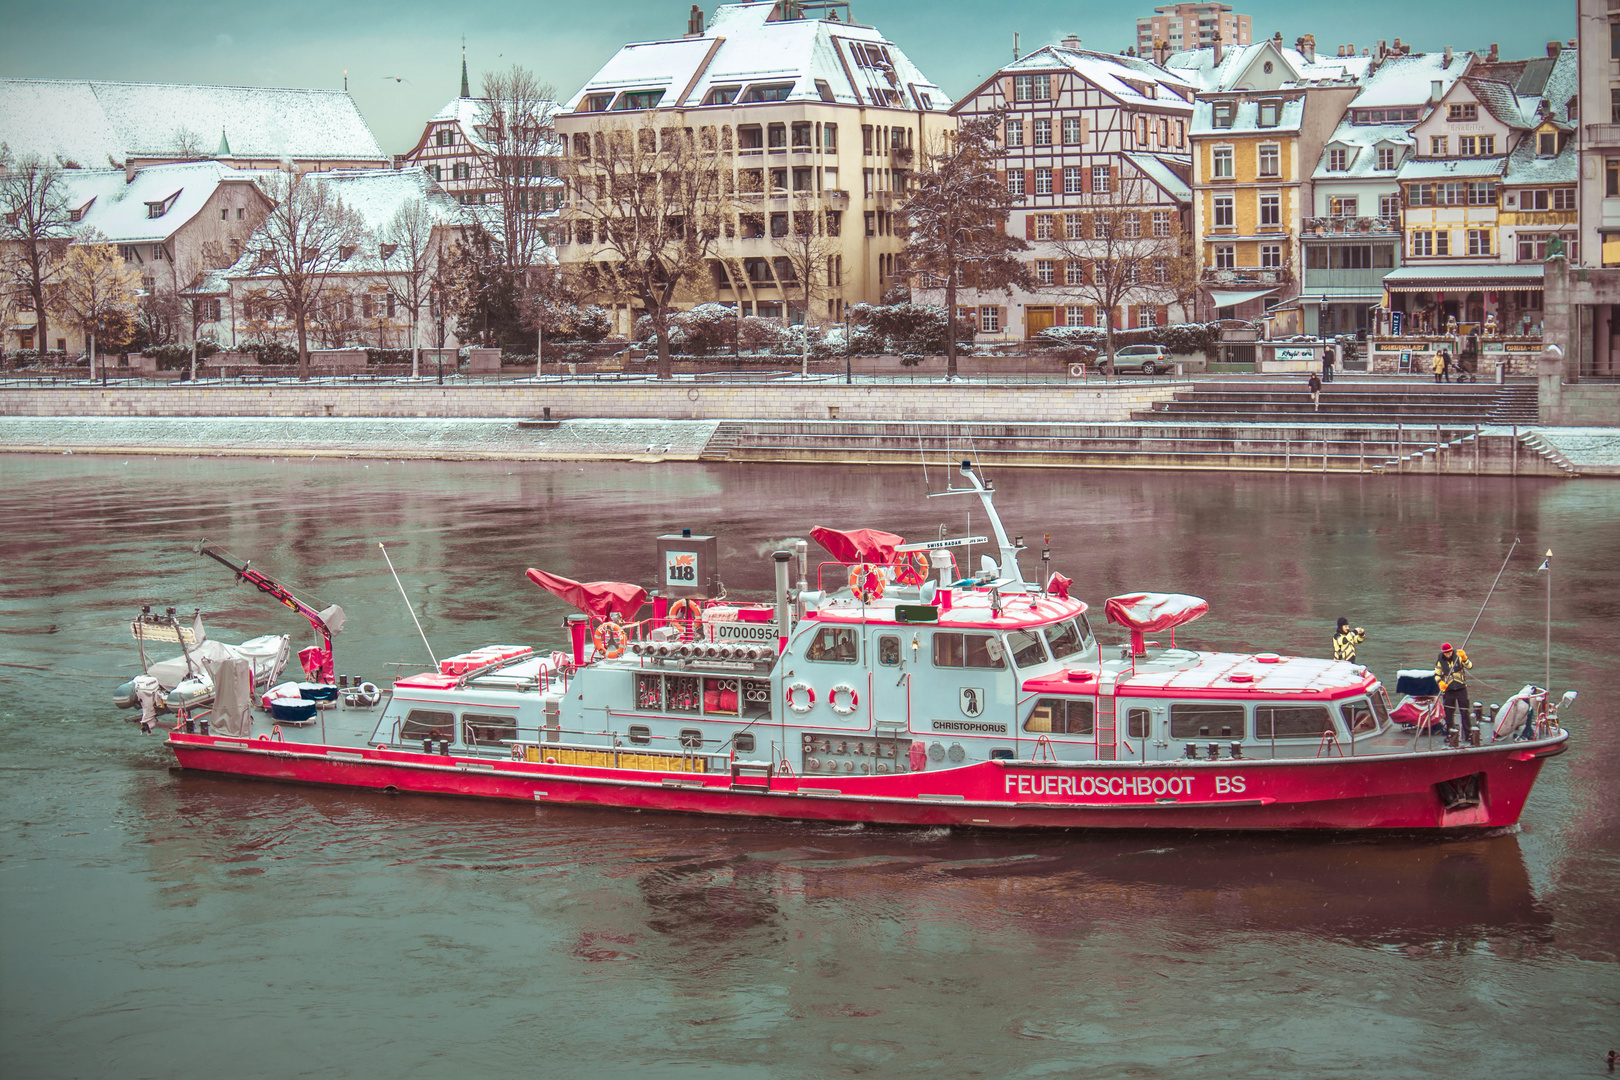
top-left (1332, 618), bottom-right (1365, 662)
top-left (1435, 642), bottom-right (1474, 740)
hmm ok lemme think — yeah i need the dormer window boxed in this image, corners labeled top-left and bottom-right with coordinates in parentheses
top-left (1212, 102), bottom-right (1235, 129)
top-left (379, 243), bottom-right (398, 259)
top-left (815, 80), bottom-right (836, 103)
top-left (1538, 131), bottom-right (1558, 156)
top-left (745, 84), bottom-right (793, 103)
top-left (1377, 145), bottom-right (1398, 170)
top-left (1257, 101), bottom-right (1281, 128)
top-left (339, 245), bottom-right (356, 260)
top-left (615, 89), bottom-right (664, 110)
top-left (1327, 146), bottom-right (1349, 171)
top-left (582, 93), bottom-right (614, 112)
top-left (1448, 103), bottom-right (1478, 121)
top-left (1013, 74), bottom-right (1052, 102)
top-left (704, 85), bottom-right (741, 105)
top-left (435, 129), bottom-right (453, 147)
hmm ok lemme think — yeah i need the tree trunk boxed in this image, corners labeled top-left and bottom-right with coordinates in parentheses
top-left (1103, 316), bottom-right (1115, 380)
top-left (535, 320), bottom-right (543, 380)
top-left (296, 309), bottom-right (310, 382)
top-left (89, 331), bottom-right (97, 381)
top-left (944, 274), bottom-right (958, 381)
top-left (33, 283), bottom-right (49, 359)
top-left (411, 311), bottom-right (420, 379)
top-left (655, 315), bottom-right (672, 380)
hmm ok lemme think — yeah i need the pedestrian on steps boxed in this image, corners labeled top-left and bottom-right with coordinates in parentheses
top-left (1433, 350), bottom-right (1452, 383)
top-left (1332, 618), bottom-right (1365, 663)
top-left (1308, 370), bottom-right (1322, 411)
top-left (1322, 344), bottom-right (1336, 383)
top-left (1435, 642), bottom-right (1475, 741)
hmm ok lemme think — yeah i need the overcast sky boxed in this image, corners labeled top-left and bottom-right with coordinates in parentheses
top-left (0, 0), bottom-right (1578, 155)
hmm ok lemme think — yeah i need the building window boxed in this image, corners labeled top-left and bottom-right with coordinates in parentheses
top-left (1032, 118), bottom-right (1051, 146)
top-left (1412, 231), bottom-right (1433, 256)
top-left (1005, 119), bottom-right (1024, 147)
top-left (1257, 100), bottom-right (1280, 127)
top-left (1608, 159), bottom-right (1620, 197)
top-left (1013, 74), bottom-right (1051, 102)
top-left (1539, 131), bottom-right (1557, 157)
top-left (1091, 165), bottom-right (1110, 192)
top-left (1468, 229), bottom-right (1491, 256)
top-left (1093, 215), bottom-right (1111, 239)
top-left (1061, 116), bottom-right (1083, 144)
top-left (1007, 171), bottom-right (1025, 196)
top-left (1431, 136), bottom-right (1448, 156)
top-left (1137, 307), bottom-right (1158, 328)
top-left (1212, 145), bottom-right (1234, 179)
top-left (1065, 304), bottom-right (1086, 326)
top-left (1035, 259), bottom-right (1054, 285)
top-left (1063, 166), bottom-right (1083, 194)
top-left (1376, 146), bottom-right (1397, 171)
top-left (979, 305), bottom-right (1000, 332)
top-left (1259, 193), bottom-right (1280, 227)
top-left (1065, 260), bottom-right (1085, 285)
top-left (1467, 182), bottom-right (1497, 206)
top-left (1328, 196), bottom-right (1357, 217)
top-left (1380, 194), bottom-right (1400, 219)
top-left (1458, 135), bottom-right (1477, 156)
top-left (1258, 144), bottom-right (1280, 177)
top-left (1260, 244), bottom-right (1282, 268)
top-left (1613, 89), bottom-right (1620, 124)
top-left (1436, 230), bottom-right (1450, 255)
top-left (1553, 187), bottom-right (1576, 211)
top-left (1064, 212), bottom-right (1083, 239)
top-left (1214, 245), bottom-right (1235, 269)
top-left (1522, 189), bottom-right (1549, 210)
top-left (1034, 167), bottom-right (1052, 195)
top-left (1034, 213), bottom-right (1053, 240)
top-left (1152, 210), bottom-right (1171, 237)
top-left (1122, 213), bottom-right (1141, 238)
top-left (1213, 102), bottom-right (1235, 129)
top-left (1327, 147), bottom-right (1348, 171)
top-left (1448, 103), bottom-right (1478, 122)
top-left (1213, 195), bottom-right (1234, 227)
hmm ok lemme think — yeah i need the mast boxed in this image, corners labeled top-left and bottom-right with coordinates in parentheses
top-left (195, 540), bottom-right (338, 678)
top-left (926, 461), bottom-right (1028, 592)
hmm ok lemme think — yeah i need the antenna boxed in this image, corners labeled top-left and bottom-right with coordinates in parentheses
top-left (1013, 31), bottom-right (1020, 60)
top-left (379, 542), bottom-right (438, 668)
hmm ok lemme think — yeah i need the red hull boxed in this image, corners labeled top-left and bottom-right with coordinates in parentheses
top-left (165, 732), bottom-right (1567, 831)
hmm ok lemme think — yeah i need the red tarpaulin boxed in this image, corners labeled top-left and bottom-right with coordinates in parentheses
top-left (1104, 592), bottom-right (1209, 632)
top-left (525, 569), bottom-right (648, 622)
top-left (810, 526), bottom-right (905, 565)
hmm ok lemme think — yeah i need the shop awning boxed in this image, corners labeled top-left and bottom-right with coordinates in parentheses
top-left (1381, 264), bottom-right (1545, 291)
top-left (1209, 288), bottom-right (1279, 307)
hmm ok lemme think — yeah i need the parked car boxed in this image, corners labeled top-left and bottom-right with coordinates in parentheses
top-left (1112, 344), bottom-right (1173, 375)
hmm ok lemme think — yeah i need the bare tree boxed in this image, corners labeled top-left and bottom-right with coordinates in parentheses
top-left (900, 113), bottom-right (1032, 379)
top-left (480, 66), bottom-right (558, 275)
top-left (311, 287), bottom-right (362, 348)
top-left (771, 193), bottom-right (841, 376)
top-left (1050, 174), bottom-right (1190, 374)
top-left (564, 117), bottom-right (734, 379)
top-left (51, 235), bottom-right (141, 376)
top-left (172, 126), bottom-right (206, 161)
top-left (382, 194), bottom-right (450, 378)
top-left (246, 171), bottom-right (367, 380)
top-left (137, 281), bottom-right (184, 348)
top-left (0, 155), bottom-right (72, 356)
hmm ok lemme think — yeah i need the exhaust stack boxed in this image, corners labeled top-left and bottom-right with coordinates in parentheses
top-left (774, 551), bottom-right (793, 655)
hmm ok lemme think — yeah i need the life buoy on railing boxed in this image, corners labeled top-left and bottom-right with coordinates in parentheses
top-left (786, 681), bottom-right (816, 714)
top-left (1068, 362), bottom-right (1087, 379)
top-left (893, 550), bottom-right (929, 587)
top-left (668, 598), bottom-right (704, 641)
top-left (828, 683), bottom-right (860, 715)
top-left (849, 563), bottom-right (885, 603)
top-left (592, 621), bottom-right (627, 658)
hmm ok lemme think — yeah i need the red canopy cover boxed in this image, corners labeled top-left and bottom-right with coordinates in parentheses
top-left (526, 569), bottom-right (648, 621)
top-left (810, 526), bottom-right (905, 565)
top-left (1104, 592), bottom-right (1209, 632)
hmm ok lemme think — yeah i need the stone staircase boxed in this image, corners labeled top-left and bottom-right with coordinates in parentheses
top-left (1519, 430), bottom-right (1581, 476)
top-left (1135, 379), bottom-right (1536, 425)
top-left (698, 421), bottom-right (746, 461)
top-left (1486, 378), bottom-right (1541, 424)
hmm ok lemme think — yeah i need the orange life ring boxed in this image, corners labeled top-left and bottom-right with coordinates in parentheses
top-left (668, 598), bottom-right (704, 640)
top-left (849, 563), bottom-right (885, 603)
top-left (894, 550), bottom-right (929, 586)
top-left (592, 621), bottom-right (627, 658)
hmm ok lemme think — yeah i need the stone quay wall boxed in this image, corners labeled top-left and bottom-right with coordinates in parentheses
top-left (0, 380), bottom-right (1183, 424)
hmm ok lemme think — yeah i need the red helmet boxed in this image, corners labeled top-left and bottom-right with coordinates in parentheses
top-left (1440, 642), bottom-right (1454, 652)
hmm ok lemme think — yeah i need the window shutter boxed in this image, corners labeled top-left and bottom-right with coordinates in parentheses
top-left (1054, 259), bottom-right (1065, 283)
top-left (1158, 305), bottom-right (1170, 326)
top-left (998, 306), bottom-right (1008, 331)
top-left (1003, 77), bottom-right (1016, 101)
top-left (1085, 305), bottom-right (1096, 326)
top-left (1025, 214), bottom-right (1035, 240)
top-left (1025, 169), bottom-right (1035, 196)
top-left (1081, 167), bottom-right (1092, 194)
top-left (997, 170), bottom-right (1006, 189)
top-left (1081, 117), bottom-right (1089, 144)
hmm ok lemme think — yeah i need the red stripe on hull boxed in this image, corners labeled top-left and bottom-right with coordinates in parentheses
top-left (165, 735), bottom-right (1564, 831)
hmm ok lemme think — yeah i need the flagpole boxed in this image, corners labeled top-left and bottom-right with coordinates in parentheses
top-left (1543, 549), bottom-right (1552, 690)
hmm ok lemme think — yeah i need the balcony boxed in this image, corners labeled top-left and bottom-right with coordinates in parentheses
top-left (1302, 216), bottom-right (1400, 237)
top-left (1201, 265), bottom-right (1293, 286)
top-left (825, 189), bottom-right (850, 209)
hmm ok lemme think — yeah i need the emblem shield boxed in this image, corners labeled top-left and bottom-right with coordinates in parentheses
top-left (960, 687), bottom-right (985, 717)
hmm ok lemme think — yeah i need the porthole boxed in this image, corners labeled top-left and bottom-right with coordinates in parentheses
top-left (627, 724), bottom-right (651, 745)
top-left (735, 732), bottom-right (756, 753)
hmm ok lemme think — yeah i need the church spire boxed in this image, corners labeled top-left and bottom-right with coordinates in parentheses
top-left (460, 38), bottom-right (470, 98)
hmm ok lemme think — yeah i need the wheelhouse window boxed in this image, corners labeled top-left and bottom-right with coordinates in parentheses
top-left (402, 708), bottom-right (454, 741)
top-left (933, 632), bottom-right (1005, 669)
top-left (1043, 617), bottom-right (1093, 661)
top-left (805, 626), bottom-right (859, 663)
top-left (1127, 708), bottom-right (1150, 739)
top-left (1254, 705), bottom-right (1334, 738)
top-left (1005, 629), bottom-right (1049, 668)
top-left (1340, 699), bottom-right (1380, 735)
top-left (1024, 697), bottom-right (1095, 735)
top-left (1170, 703), bottom-right (1244, 739)
top-left (463, 712), bottom-right (516, 747)
top-left (878, 634), bottom-right (901, 666)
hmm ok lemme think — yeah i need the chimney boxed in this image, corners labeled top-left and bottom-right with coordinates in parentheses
top-left (686, 4), bottom-right (703, 35)
top-left (1430, 79), bottom-right (1443, 104)
top-left (1347, 42), bottom-right (1354, 56)
top-left (1336, 45), bottom-right (1345, 57)
top-left (1487, 42), bottom-right (1499, 62)
top-left (1392, 37), bottom-right (1402, 55)
top-left (1443, 45), bottom-right (1453, 69)
top-left (1060, 33), bottom-right (1082, 50)
top-left (1213, 29), bottom-right (1223, 66)
top-left (1547, 40), bottom-right (1561, 58)
top-left (1153, 37), bottom-right (1170, 65)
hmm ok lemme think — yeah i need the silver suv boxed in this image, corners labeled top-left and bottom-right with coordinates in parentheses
top-left (1113, 344), bottom-right (1172, 375)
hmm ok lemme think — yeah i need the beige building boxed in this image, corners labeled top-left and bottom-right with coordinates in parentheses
top-left (1137, 4), bottom-right (1251, 54)
top-left (553, 0), bottom-right (953, 334)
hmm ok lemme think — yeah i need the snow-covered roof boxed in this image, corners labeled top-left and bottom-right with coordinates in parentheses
top-left (1502, 134), bottom-right (1577, 186)
top-left (1167, 42), bottom-right (1366, 93)
top-left (1395, 156), bottom-right (1505, 179)
top-left (1350, 52), bottom-right (1472, 109)
top-left (55, 160), bottom-right (260, 245)
top-left (1312, 121), bottom-right (1412, 180)
top-left (0, 78), bottom-right (387, 168)
top-left (1191, 96), bottom-right (1304, 136)
top-left (1460, 77), bottom-right (1527, 129)
top-left (1125, 152), bottom-right (1192, 201)
top-left (561, 2), bottom-right (949, 114)
top-left (992, 45), bottom-right (1194, 110)
top-left (422, 96), bottom-right (564, 156)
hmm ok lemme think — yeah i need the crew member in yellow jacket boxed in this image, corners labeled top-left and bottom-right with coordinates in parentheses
top-left (1332, 618), bottom-right (1365, 662)
top-left (1435, 642), bottom-right (1474, 739)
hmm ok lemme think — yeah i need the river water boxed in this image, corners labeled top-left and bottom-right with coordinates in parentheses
top-left (1, 454), bottom-right (1616, 1079)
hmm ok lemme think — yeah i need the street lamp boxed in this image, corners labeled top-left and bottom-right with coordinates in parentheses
top-left (844, 309), bottom-right (852, 385)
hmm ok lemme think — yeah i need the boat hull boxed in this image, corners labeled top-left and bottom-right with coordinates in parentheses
top-left (165, 731), bottom-right (1567, 831)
